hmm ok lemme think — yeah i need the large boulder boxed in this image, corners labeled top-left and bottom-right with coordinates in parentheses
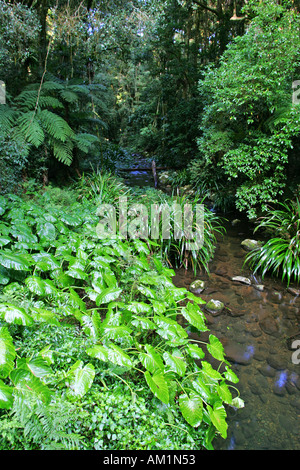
top-left (241, 239), bottom-right (262, 252)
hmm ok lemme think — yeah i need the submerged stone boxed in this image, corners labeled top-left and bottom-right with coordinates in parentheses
top-left (287, 287), bottom-right (300, 296)
top-left (189, 279), bottom-right (205, 295)
top-left (205, 299), bottom-right (224, 316)
top-left (253, 284), bottom-right (264, 291)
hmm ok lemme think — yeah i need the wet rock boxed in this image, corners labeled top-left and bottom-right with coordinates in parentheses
top-left (251, 328), bottom-right (262, 338)
top-left (232, 219), bottom-right (241, 226)
top-left (231, 276), bottom-right (251, 286)
top-left (266, 355), bottom-right (287, 371)
top-left (259, 316), bottom-right (279, 336)
top-left (286, 381), bottom-right (298, 395)
top-left (241, 239), bottom-right (262, 252)
top-left (258, 364), bottom-right (276, 378)
top-left (287, 287), bottom-right (300, 296)
top-left (253, 284), bottom-right (265, 292)
top-left (224, 341), bottom-right (254, 365)
top-left (253, 350), bottom-right (266, 361)
top-left (249, 382), bottom-right (261, 395)
top-left (234, 429), bottom-right (246, 446)
top-left (273, 382), bottom-right (286, 397)
top-left (214, 267), bottom-right (228, 277)
top-left (268, 291), bottom-right (282, 304)
top-left (189, 279), bottom-right (205, 295)
top-left (205, 299), bottom-right (224, 316)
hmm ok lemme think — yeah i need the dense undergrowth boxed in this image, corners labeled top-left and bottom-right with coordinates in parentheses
top-left (0, 172), bottom-right (243, 450)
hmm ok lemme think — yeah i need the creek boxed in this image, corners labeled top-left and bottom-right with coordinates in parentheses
top-left (123, 161), bottom-right (300, 450)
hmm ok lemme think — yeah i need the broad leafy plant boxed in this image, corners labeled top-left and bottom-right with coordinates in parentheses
top-left (0, 182), bottom-right (242, 449)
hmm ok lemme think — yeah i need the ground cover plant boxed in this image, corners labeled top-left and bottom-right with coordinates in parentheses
top-left (0, 177), bottom-right (243, 450)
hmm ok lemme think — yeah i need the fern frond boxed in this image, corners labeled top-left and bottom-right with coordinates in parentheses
top-left (39, 109), bottom-right (74, 142)
top-left (73, 133), bottom-right (99, 153)
top-left (41, 80), bottom-right (65, 92)
top-left (52, 138), bottom-right (74, 165)
top-left (15, 112), bottom-right (45, 147)
top-left (0, 105), bottom-right (17, 132)
top-left (67, 84), bottom-right (90, 95)
top-left (14, 90), bottom-right (38, 111)
top-left (58, 89), bottom-right (79, 103)
top-left (16, 399), bottom-right (84, 450)
top-left (38, 96), bottom-right (64, 110)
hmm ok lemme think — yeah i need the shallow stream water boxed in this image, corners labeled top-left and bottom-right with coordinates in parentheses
top-left (173, 218), bottom-right (300, 450)
top-left (124, 162), bottom-right (300, 450)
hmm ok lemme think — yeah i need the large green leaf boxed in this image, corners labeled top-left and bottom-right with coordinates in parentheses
top-left (207, 334), bottom-right (226, 362)
top-left (0, 304), bottom-right (34, 326)
top-left (66, 361), bottom-right (95, 400)
top-left (30, 307), bottom-right (60, 326)
top-left (86, 345), bottom-right (109, 362)
top-left (144, 371), bottom-right (169, 404)
top-left (101, 325), bottom-right (132, 342)
top-left (0, 265), bottom-right (10, 285)
top-left (107, 344), bottom-right (133, 368)
top-left (77, 311), bottom-right (101, 339)
top-left (36, 221), bottom-right (56, 242)
top-left (0, 380), bottom-right (14, 409)
top-left (0, 252), bottom-right (33, 271)
top-left (163, 350), bottom-right (186, 377)
top-left (131, 316), bottom-right (156, 330)
top-left (16, 356), bottom-right (52, 379)
top-left (207, 400), bottom-right (228, 439)
top-left (217, 382), bottom-right (232, 405)
top-left (139, 344), bottom-right (164, 374)
top-left (25, 276), bottom-right (46, 296)
top-left (154, 315), bottom-right (188, 346)
top-left (0, 327), bottom-right (16, 379)
top-left (96, 287), bottom-right (122, 306)
top-left (10, 224), bottom-right (37, 244)
top-left (180, 302), bottom-right (208, 332)
top-left (10, 369), bottom-right (52, 405)
top-left (187, 343), bottom-right (205, 360)
top-left (0, 196), bottom-right (7, 216)
top-left (179, 392), bottom-right (203, 427)
top-left (32, 252), bottom-right (60, 271)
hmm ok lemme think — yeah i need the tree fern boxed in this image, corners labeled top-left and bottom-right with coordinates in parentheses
top-left (1, 77), bottom-right (103, 167)
top-left (39, 109), bottom-right (74, 142)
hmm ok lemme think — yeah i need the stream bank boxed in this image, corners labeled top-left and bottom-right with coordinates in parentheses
top-left (123, 160), bottom-right (300, 450)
